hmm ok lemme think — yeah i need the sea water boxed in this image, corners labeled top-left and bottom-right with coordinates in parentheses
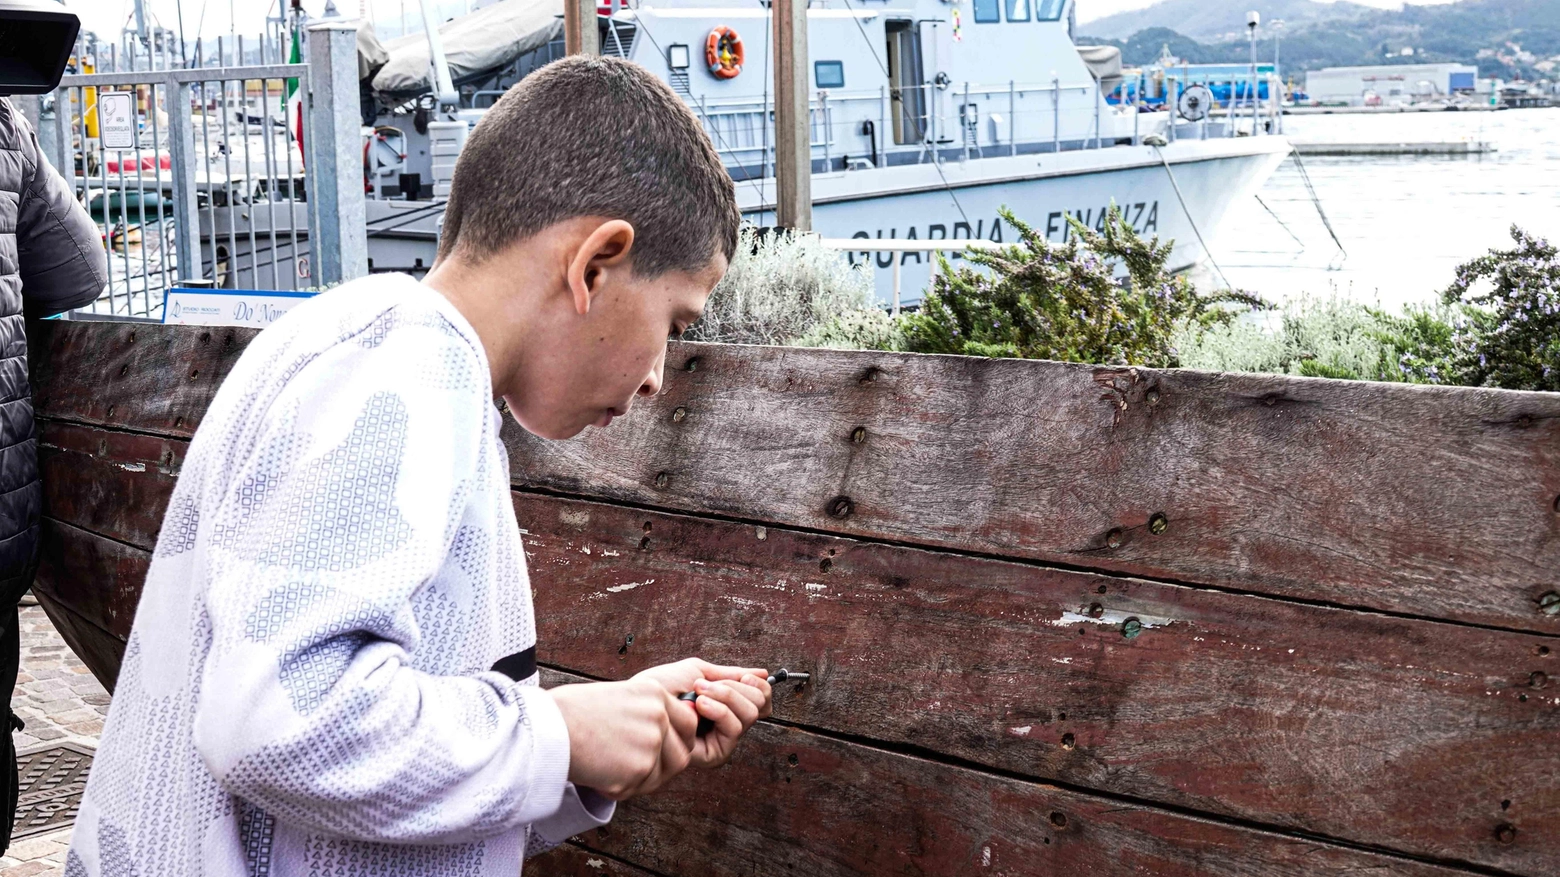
top-left (1201, 107), bottom-right (1560, 309)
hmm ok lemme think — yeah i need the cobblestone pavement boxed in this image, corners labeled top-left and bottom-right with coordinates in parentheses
top-left (3, 600), bottom-right (110, 876)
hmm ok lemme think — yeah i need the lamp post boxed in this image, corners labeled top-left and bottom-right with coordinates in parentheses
top-left (1246, 11), bottom-right (1260, 135)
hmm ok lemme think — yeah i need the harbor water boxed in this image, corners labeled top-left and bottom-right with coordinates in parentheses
top-left (1203, 108), bottom-right (1560, 309)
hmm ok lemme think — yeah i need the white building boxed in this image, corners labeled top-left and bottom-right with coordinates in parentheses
top-left (1304, 63), bottom-right (1481, 106)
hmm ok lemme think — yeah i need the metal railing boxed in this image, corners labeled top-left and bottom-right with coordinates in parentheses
top-left (822, 238), bottom-right (1002, 314)
top-left (42, 25), bottom-right (364, 321)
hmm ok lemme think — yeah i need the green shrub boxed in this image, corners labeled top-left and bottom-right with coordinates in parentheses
top-left (899, 207), bottom-right (1265, 366)
top-left (1443, 225), bottom-right (1560, 392)
top-left (1176, 297), bottom-right (1462, 384)
top-left (688, 227), bottom-right (883, 347)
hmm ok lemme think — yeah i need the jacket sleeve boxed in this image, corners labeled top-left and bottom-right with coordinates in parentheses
top-left (190, 323), bottom-right (574, 845)
top-left (7, 100), bottom-right (107, 318)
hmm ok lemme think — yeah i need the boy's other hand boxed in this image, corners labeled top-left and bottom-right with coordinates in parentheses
top-left (549, 678), bottom-right (696, 801)
top-left (633, 658), bottom-right (773, 768)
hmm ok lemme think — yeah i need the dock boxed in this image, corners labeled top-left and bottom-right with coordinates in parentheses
top-left (1290, 140), bottom-right (1495, 156)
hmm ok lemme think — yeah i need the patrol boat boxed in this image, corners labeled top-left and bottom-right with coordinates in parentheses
top-left (283, 0), bottom-right (1292, 303)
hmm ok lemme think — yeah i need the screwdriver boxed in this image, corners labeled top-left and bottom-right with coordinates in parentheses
top-left (679, 669), bottom-right (810, 735)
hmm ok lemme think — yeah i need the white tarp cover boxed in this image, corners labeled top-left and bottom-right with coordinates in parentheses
top-left (1076, 45), bottom-right (1124, 96)
top-left (370, 0), bottom-right (564, 97)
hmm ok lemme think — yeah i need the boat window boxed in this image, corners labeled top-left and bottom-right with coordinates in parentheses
top-left (1006, 0), bottom-right (1030, 22)
top-left (815, 60), bottom-right (845, 89)
top-left (973, 0), bottom-right (1000, 23)
top-left (1034, 0), bottom-right (1066, 20)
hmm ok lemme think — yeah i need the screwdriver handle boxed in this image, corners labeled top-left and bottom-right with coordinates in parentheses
top-left (677, 691), bottom-right (716, 735)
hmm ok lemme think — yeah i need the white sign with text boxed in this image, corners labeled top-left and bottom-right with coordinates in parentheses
top-left (97, 92), bottom-right (136, 150)
top-left (163, 289), bottom-right (317, 328)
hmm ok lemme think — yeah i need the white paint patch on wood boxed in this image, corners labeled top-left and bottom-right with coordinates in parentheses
top-left (606, 579), bottom-right (654, 593)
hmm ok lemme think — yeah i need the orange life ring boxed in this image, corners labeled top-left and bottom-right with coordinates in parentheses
top-left (706, 26), bottom-right (744, 79)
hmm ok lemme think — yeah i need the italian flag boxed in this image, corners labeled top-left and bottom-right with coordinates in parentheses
top-left (285, 27), bottom-right (304, 161)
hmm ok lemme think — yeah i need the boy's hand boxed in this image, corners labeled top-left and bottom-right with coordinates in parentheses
top-left (633, 658), bottom-right (773, 768)
top-left (549, 678), bottom-right (697, 801)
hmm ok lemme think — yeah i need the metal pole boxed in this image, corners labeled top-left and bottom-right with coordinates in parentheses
top-left (1093, 81), bottom-right (1101, 148)
top-left (879, 83), bottom-right (888, 165)
top-left (564, 0), bottom-right (600, 55)
top-left (962, 81), bottom-right (970, 162)
top-left (820, 90), bottom-right (830, 170)
top-left (306, 21), bottom-right (368, 284)
top-left (1008, 79), bottom-right (1016, 156)
top-left (773, 0), bottom-right (811, 230)
top-left (1051, 74), bottom-right (1059, 152)
top-left (1133, 72), bottom-right (1140, 146)
top-left (1250, 29), bottom-right (1260, 135)
top-left (891, 255), bottom-right (900, 317)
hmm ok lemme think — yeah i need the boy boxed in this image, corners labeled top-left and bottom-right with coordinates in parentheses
top-left (68, 56), bottom-right (768, 875)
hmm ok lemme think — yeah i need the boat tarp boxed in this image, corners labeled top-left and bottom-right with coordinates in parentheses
top-left (370, 0), bottom-right (564, 98)
top-left (1076, 45), bottom-right (1123, 95)
top-left (358, 20), bottom-right (390, 81)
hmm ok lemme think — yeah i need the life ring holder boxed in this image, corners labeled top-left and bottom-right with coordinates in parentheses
top-left (706, 26), bottom-right (744, 79)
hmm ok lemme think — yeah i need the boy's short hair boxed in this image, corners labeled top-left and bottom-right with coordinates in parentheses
top-left (436, 55), bottom-right (740, 277)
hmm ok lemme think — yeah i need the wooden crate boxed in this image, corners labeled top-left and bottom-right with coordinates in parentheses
top-left (27, 321), bottom-right (1560, 876)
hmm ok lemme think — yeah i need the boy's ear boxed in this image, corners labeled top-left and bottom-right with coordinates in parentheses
top-left (567, 219), bottom-right (636, 315)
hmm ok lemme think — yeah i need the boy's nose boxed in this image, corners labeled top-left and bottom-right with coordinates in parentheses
top-left (639, 352), bottom-right (665, 397)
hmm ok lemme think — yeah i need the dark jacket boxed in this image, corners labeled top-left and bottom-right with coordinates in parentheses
top-left (0, 97), bottom-right (108, 599)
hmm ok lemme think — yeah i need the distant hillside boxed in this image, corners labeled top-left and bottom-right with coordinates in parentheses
top-left (1080, 0), bottom-right (1374, 43)
top-left (1078, 0), bottom-right (1560, 77)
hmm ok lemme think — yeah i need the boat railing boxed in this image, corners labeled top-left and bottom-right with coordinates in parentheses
top-left (821, 237), bottom-right (1002, 314)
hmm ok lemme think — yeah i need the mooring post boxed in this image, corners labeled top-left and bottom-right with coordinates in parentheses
top-left (306, 21), bottom-right (368, 286)
top-left (774, 0), bottom-right (812, 230)
top-left (565, 0), bottom-right (600, 56)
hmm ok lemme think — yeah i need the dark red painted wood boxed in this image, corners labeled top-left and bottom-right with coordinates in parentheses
top-left (516, 493), bottom-right (1557, 874)
top-left (543, 672), bottom-right (1479, 877)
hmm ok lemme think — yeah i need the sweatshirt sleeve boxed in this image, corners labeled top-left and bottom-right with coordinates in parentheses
top-left (190, 316), bottom-right (572, 844)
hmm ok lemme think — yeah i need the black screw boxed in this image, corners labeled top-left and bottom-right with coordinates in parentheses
top-left (1096, 584), bottom-right (1107, 595)
top-left (787, 753), bottom-right (799, 766)
top-left (1122, 617), bottom-right (1143, 639)
top-left (1088, 603), bottom-right (1104, 618)
top-left (820, 558), bottom-right (833, 573)
top-left (655, 472), bottom-right (669, 489)
top-left (626, 634), bottom-right (635, 645)
top-left (1146, 388), bottom-right (1161, 404)
top-left (828, 496), bottom-right (854, 519)
top-left (851, 426), bottom-right (867, 444)
top-left (1538, 645), bottom-right (1551, 657)
top-left (1539, 592), bottom-right (1560, 616)
top-left (1105, 529), bottom-right (1123, 549)
top-left (860, 367), bottom-right (879, 384)
top-left (1530, 671), bottom-right (1549, 689)
top-left (639, 536), bottom-right (651, 551)
top-left (684, 357), bottom-right (700, 372)
top-left (1049, 811), bottom-right (1067, 827)
top-left (1060, 733), bottom-right (1076, 750)
top-left (1495, 824), bottom-right (1517, 844)
top-left (1148, 513), bottom-right (1168, 535)
top-left (672, 407), bottom-right (687, 423)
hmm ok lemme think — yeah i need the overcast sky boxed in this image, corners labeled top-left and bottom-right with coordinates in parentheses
top-left (68, 0), bottom-right (1463, 42)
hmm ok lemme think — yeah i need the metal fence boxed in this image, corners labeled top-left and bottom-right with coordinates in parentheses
top-left (41, 25), bottom-right (364, 321)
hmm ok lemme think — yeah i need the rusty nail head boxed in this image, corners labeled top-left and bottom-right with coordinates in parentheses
top-left (1495, 824), bottom-right (1517, 844)
top-left (860, 367), bottom-right (879, 384)
top-left (672, 407), bottom-right (687, 423)
top-left (1539, 591), bottom-right (1560, 616)
top-left (1122, 617), bottom-right (1143, 639)
top-left (1049, 811), bottom-right (1068, 827)
top-left (685, 357), bottom-right (700, 372)
top-left (1148, 513), bottom-right (1168, 535)
top-left (829, 496), bottom-right (854, 519)
top-left (851, 426), bottom-right (867, 444)
top-left (1105, 529), bottom-right (1123, 549)
top-left (1146, 388), bottom-right (1161, 404)
top-left (1088, 603), bottom-right (1104, 618)
top-left (655, 472), bottom-right (669, 489)
top-left (1530, 671), bottom-right (1549, 689)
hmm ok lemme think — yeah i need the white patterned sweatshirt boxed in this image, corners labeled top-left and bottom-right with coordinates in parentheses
top-left (68, 274), bottom-right (612, 876)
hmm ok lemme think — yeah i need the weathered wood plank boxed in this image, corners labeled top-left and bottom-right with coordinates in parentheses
top-left (29, 321), bottom-right (256, 437)
top-left (519, 494), bottom-right (1558, 874)
top-left (527, 844), bottom-right (661, 877)
top-left (38, 421), bottom-right (186, 550)
top-left (27, 423), bottom-right (1559, 871)
top-left (30, 322), bottom-right (1560, 632)
top-left (542, 671), bottom-right (1478, 877)
top-left (33, 519), bottom-right (142, 690)
top-left (505, 344), bottom-right (1560, 633)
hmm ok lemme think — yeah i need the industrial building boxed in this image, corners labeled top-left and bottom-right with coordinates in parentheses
top-left (1304, 63), bottom-right (1481, 106)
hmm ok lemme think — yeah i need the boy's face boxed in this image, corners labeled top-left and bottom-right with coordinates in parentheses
top-left (506, 254), bottom-right (726, 441)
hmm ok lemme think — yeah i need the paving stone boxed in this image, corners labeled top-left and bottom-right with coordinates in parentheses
top-left (4, 839), bottom-right (63, 861)
top-left (0, 860), bottom-right (53, 876)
